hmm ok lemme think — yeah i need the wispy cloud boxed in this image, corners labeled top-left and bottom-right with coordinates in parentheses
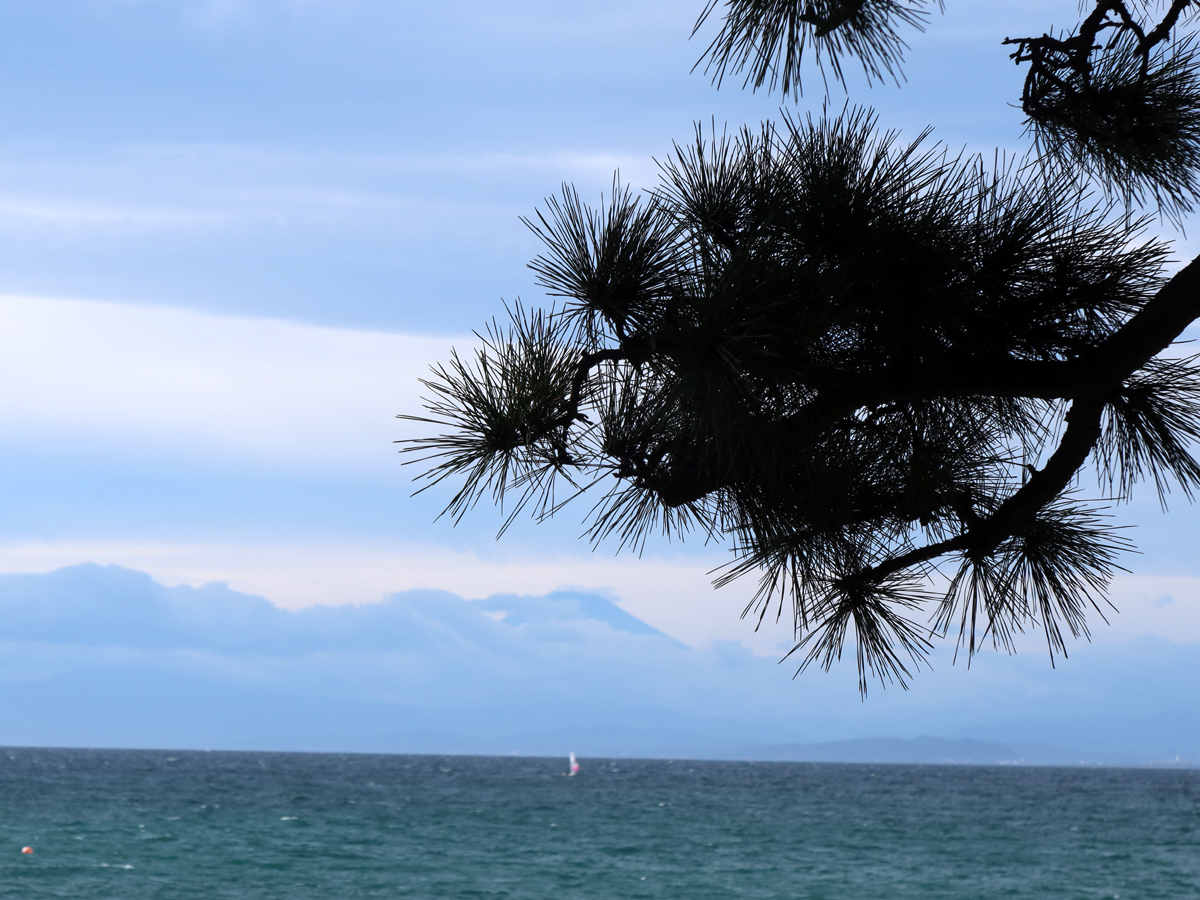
top-left (0, 144), bottom-right (659, 238)
top-left (0, 198), bottom-right (219, 230)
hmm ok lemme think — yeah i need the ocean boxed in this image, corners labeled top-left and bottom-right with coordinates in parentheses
top-left (0, 747), bottom-right (1196, 898)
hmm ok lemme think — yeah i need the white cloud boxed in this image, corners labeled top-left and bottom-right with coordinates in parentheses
top-left (1102, 575), bottom-right (1200, 643)
top-left (0, 294), bottom-right (462, 471)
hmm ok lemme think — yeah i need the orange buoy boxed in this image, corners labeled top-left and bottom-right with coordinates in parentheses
top-left (21, 846), bottom-right (33, 854)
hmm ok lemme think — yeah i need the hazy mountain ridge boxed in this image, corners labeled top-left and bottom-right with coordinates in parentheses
top-left (1, 564), bottom-right (1198, 766)
top-left (0, 563), bottom-right (674, 654)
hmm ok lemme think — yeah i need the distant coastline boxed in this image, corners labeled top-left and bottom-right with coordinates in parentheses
top-left (2, 736), bottom-right (1196, 770)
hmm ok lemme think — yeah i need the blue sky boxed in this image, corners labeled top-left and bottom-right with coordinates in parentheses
top-left (2, 0), bottom-right (1200, 754)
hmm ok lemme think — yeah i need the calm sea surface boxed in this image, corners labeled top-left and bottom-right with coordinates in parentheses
top-left (0, 747), bottom-right (1196, 899)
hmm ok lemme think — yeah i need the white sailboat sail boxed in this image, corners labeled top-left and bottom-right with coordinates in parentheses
top-left (568, 752), bottom-right (579, 776)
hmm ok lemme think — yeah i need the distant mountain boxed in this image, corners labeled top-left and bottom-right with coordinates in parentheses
top-left (1, 563), bottom-right (1199, 767)
top-left (0, 563), bottom-right (677, 653)
top-left (754, 737), bottom-right (1089, 767)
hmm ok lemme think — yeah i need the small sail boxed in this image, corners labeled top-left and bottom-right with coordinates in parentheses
top-left (568, 751), bottom-right (579, 776)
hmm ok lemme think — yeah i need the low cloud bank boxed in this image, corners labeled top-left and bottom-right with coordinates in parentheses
top-left (0, 564), bottom-right (1198, 764)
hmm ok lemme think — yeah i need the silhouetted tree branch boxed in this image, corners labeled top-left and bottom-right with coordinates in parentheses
top-left (401, 1), bottom-right (1200, 691)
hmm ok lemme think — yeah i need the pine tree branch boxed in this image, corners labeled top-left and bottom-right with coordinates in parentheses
top-left (963, 397), bottom-right (1107, 558)
top-left (652, 253), bottom-right (1200, 509)
top-left (850, 396), bottom-right (1105, 584)
top-left (1083, 252), bottom-right (1200, 393)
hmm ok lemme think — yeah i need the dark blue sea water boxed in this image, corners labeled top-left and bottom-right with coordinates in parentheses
top-left (0, 748), bottom-right (1197, 899)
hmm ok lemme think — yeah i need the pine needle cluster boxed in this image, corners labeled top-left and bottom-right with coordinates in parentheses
top-left (1004, 1), bottom-right (1200, 222)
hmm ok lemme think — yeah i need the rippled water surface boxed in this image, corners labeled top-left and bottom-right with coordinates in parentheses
top-left (0, 747), bottom-right (1197, 898)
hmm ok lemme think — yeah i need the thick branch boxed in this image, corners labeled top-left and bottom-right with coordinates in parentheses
top-left (858, 395), bottom-right (1106, 583)
top-left (964, 397), bottom-right (1106, 557)
top-left (555, 336), bottom-right (662, 429)
top-left (1082, 254), bottom-right (1200, 393)
top-left (654, 253), bottom-right (1200, 507)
